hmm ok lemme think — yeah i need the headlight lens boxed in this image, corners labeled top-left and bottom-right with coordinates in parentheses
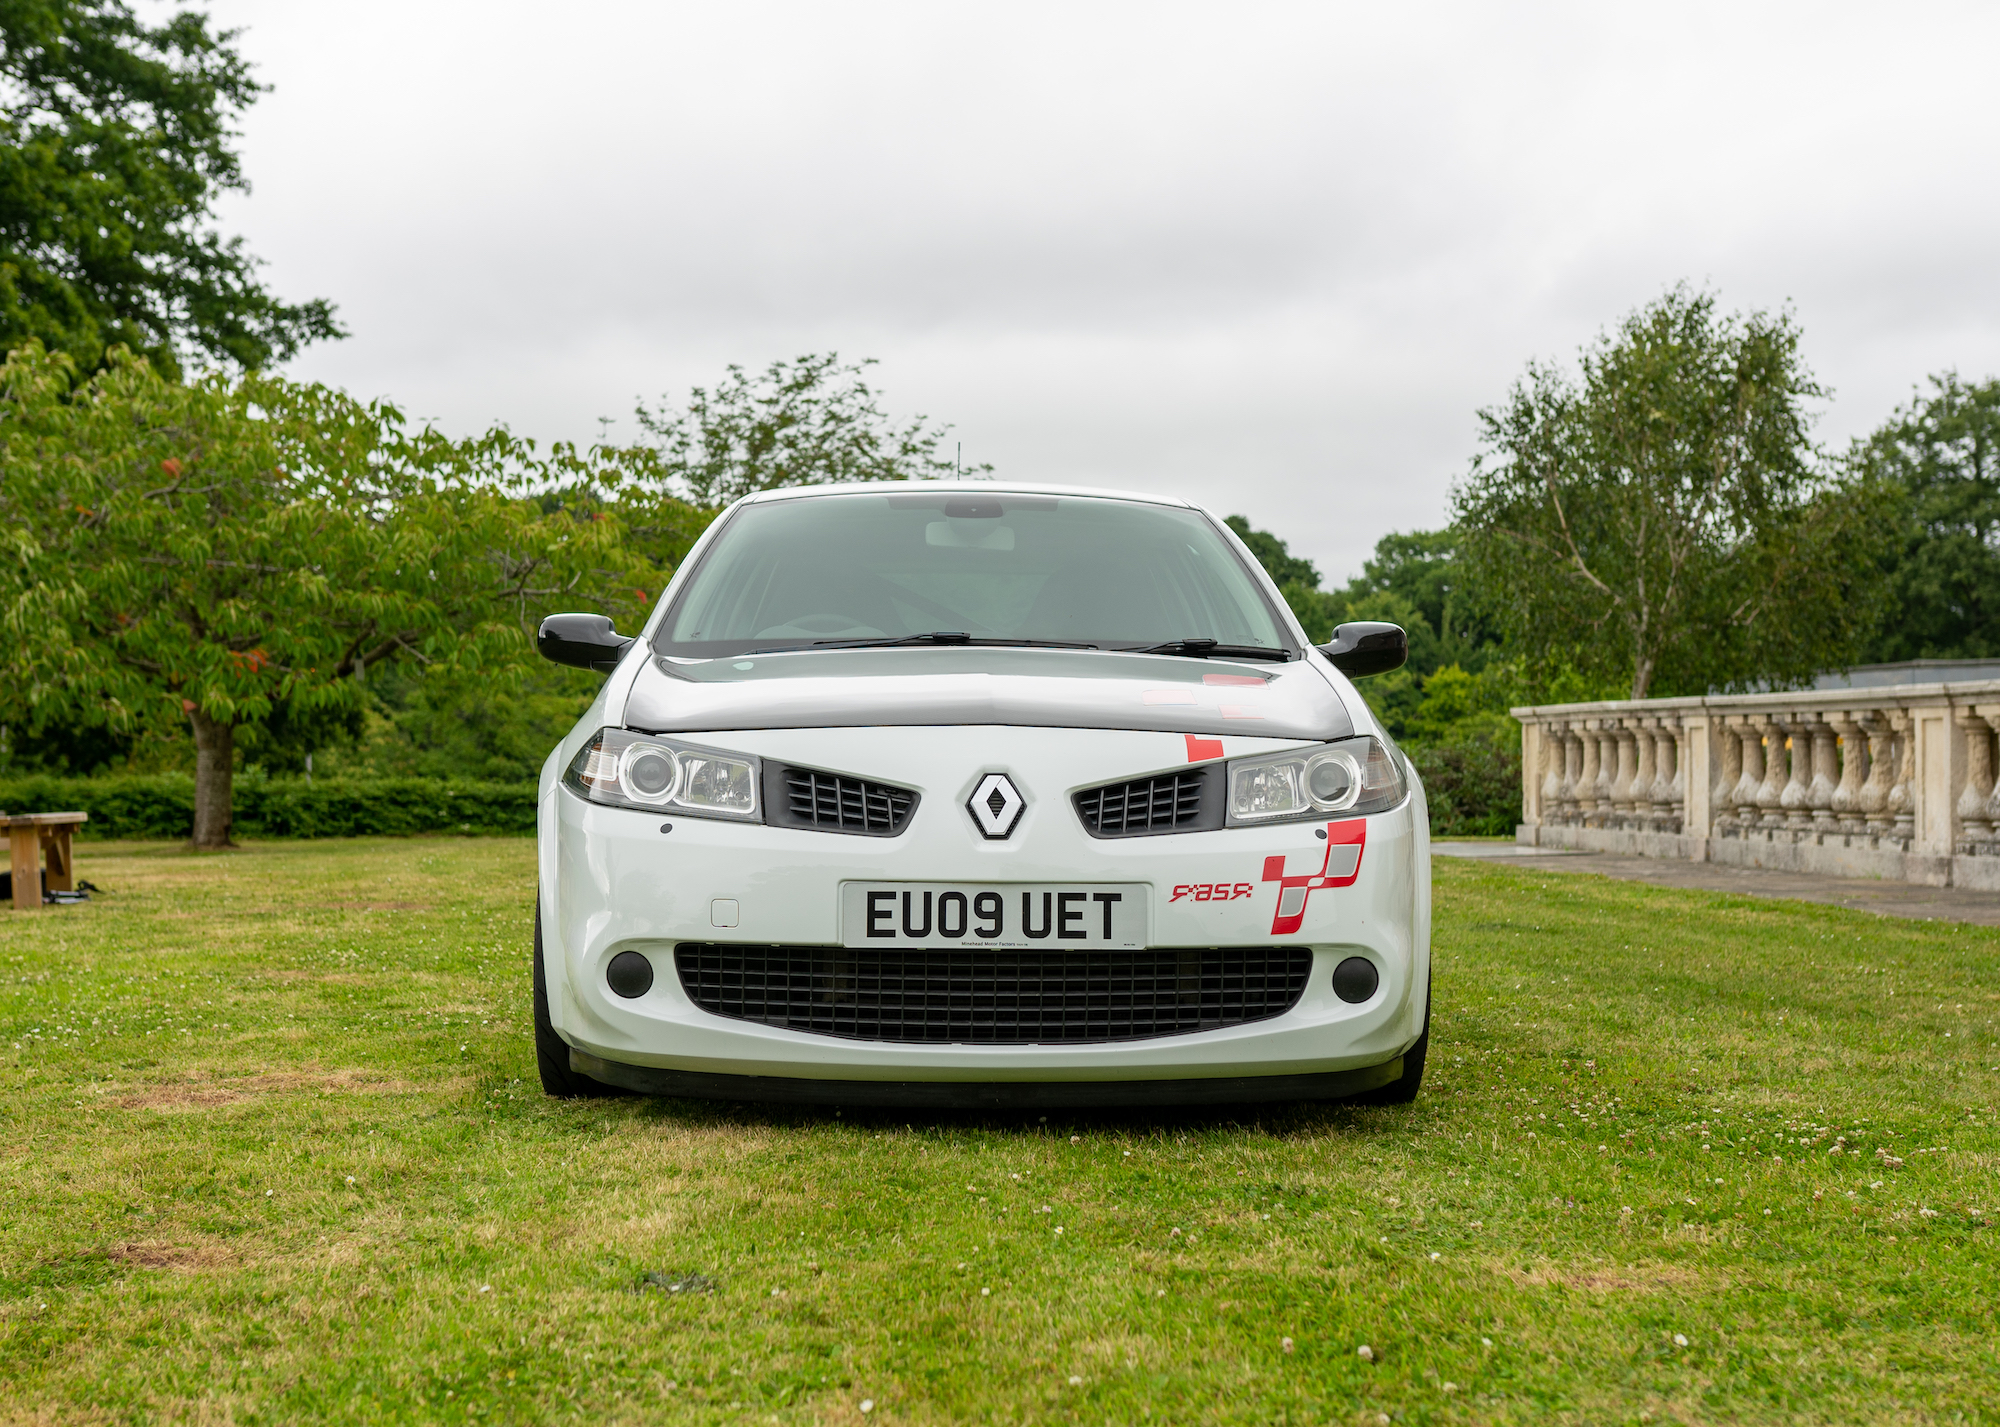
top-left (1226, 735), bottom-right (1406, 825)
top-left (566, 728), bottom-right (760, 821)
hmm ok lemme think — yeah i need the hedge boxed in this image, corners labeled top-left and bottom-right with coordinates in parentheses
top-left (1408, 727), bottom-right (1522, 837)
top-left (0, 774), bottom-right (538, 840)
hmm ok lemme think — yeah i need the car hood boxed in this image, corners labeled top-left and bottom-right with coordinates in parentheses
top-left (621, 646), bottom-right (1354, 742)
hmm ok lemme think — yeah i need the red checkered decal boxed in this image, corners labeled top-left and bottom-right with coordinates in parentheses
top-left (1261, 819), bottom-right (1366, 935)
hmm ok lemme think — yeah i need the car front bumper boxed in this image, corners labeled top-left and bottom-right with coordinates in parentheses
top-left (538, 724), bottom-right (1430, 1089)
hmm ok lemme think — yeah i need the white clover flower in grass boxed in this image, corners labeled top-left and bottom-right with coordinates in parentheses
top-left (1357, 1345), bottom-right (1375, 1362)
top-left (1674, 1334), bottom-right (1688, 1347)
top-left (1068, 1376), bottom-right (1083, 1386)
top-left (1442, 1382), bottom-right (1458, 1393)
top-left (981, 1288), bottom-right (990, 1296)
top-left (859, 1400), bottom-right (874, 1414)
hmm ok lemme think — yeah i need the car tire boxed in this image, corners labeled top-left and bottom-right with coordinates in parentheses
top-left (533, 897), bottom-right (628, 1099)
top-left (1352, 973), bottom-right (1430, 1106)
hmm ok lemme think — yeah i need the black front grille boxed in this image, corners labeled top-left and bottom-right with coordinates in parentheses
top-left (1075, 768), bottom-right (1220, 837)
top-left (771, 766), bottom-right (917, 836)
top-left (674, 944), bottom-right (1311, 1043)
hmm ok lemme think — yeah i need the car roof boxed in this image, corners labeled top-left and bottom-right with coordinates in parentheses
top-left (738, 480), bottom-right (1197, 510)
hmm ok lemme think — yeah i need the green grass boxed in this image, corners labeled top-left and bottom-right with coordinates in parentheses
top-left (2, 840), bottom-right (1997, 1425)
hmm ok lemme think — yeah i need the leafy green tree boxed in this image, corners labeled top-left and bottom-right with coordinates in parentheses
top-left (1342, 529), bottom-right (1499, 674)
top-left (1853, 373), bottom-right (2000, 662)
top-left (1224, 514), bottom-right (1321, 588)
top-left (634, 353), bottom-right (988, 507)
top-left (0, 0), bottom-right (339, 373)
top-left (1454, 285), bottom-right (1891, 700)
top-left (0, 344), bottom-right (649, 845)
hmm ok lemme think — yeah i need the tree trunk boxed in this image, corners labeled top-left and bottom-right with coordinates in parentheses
top-left (188, 708), bottom-right (236, 848)
top-left (1629, 654), bottom-right (1654, 702)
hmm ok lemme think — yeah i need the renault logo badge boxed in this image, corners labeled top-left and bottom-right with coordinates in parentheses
top-left (967, 773), bottom-right (1026, 840)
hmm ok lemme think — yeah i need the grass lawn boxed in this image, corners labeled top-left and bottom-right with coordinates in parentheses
top-left (2, 838), bottom-right (1997, 1425)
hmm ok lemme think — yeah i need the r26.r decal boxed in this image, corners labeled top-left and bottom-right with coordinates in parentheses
top-left (1169, 882), bottom-right (1253, 903)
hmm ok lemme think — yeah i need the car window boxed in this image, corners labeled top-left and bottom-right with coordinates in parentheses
top-left (659, 492), bottom-right (1290, 657)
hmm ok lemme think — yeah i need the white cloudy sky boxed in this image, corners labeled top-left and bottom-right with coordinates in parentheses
top-left (204, 0), bottom-right (2000, 584)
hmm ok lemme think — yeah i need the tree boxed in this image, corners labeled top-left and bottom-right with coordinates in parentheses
top-left (0, 0), bottom-right (339, 373)
top-left (1853, 373), bottom-right (2000, 662)
top-left (0, 344), bottom-right (648, 845)
top-left (634, 353), bottom-right (988, 507)
top-left (1453, 285), bottom-right (1891, 700)
top-left (1224, 514), bottom-right (1321, 589)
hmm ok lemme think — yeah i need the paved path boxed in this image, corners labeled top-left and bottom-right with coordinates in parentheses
top-left (1432, 840), bottom-right (2000, 927)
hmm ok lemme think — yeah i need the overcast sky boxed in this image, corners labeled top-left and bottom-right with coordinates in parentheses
top-left (203, 0), bottom-right (2000, 584)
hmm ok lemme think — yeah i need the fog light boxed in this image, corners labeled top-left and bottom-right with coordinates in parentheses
top-left (1331, 956), bottom-right (1378, 1004)
top-left (606, 950), bottom-right (654, 999)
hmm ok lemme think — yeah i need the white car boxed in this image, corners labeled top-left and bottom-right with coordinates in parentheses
top-left (532, 483), bottom-right (1430, 1107)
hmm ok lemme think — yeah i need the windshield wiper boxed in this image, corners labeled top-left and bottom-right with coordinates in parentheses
top-left (748, 632), bottom-right (1100, 654)
top-left (1129, 638), bottom-right (1293, 662)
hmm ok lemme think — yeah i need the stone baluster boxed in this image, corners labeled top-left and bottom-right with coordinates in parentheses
top-left (1828, 711), bottom-right (1868, 835)
top-left (1711, 721), bottom-right (1742, 834)
top-left (1808, 717), bottom-right (1840, 832)
top-left (1754, 714), bottom-right (1788, 829)
top-left (1595, 723), bottom-right (1621, 823)
top-left (1652, 721), bottom-right (1680, 825)
top-left (1888, 710), bottom-right (1916, 842)
top-left (1540, 722), bottom-right (1566, 821)
top-left (1955, 710), bottom-right (1995, 844)
top-left (1626, 720), bottom-right (1654, 826)
top-left (1576, 721), bottom-right (1602, 822)
top-left (1561, 725), bottom-right (1584, 821)
top-left (1778, 715), bottom-right (1814, 831)
top-left (1981, 707), bottom-right (2000, 838)
top-left (1859, 712), bottom-right (1895, 836)
top-left (1733, 717), bottom-right (1767, 825)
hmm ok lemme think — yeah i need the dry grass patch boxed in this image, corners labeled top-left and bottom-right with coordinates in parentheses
top-left (1494, 1259), bottom-right (1706, 1294)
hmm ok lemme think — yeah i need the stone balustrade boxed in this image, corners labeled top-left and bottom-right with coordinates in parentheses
top-left (1511, 681), bottom-right (2000, 889)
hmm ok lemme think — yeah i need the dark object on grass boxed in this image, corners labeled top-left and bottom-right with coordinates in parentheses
top-left (639, 1271), bottom-right (717, 1295)
top-left (0, 871), bottom-right (90, 905)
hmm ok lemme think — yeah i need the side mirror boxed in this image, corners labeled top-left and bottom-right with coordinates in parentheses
top-left (1317, 621), bottom-right (1407, 679)
top-left (538, 613), bottom-right (635, 672)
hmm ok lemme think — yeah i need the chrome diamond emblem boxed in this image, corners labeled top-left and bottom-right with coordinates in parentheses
top-left (967, 773), bottom-right (1026, 840)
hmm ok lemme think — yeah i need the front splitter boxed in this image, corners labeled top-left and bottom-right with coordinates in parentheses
top-left (570, 1048), bottom-right (1403, 1108)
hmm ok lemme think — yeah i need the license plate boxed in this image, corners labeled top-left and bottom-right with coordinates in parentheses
top-left (840, 883), bottom-right (1150, 949)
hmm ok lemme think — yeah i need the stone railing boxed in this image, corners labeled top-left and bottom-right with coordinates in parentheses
top-left (1511, 681), bottom-right (2000, 889)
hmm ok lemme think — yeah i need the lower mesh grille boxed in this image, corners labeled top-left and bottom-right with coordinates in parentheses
top-left (673, 944), bottom-right (1311, 1043)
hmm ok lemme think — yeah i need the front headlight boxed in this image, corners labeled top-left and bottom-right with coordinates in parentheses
top-left (564, 728), bottom-right (761, 821)
top-left (1226, 735), bottom-right (1406, 825)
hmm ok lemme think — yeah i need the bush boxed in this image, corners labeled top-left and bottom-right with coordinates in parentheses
top-left (1408, 726), bottom-right (1522, 837)
top-left (0, 775), bottom-right (538, 840)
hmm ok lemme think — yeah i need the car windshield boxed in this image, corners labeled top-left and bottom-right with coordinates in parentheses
top-left (657, 491), bottom-right (1291, 658)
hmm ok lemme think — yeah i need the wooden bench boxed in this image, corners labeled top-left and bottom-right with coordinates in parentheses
top-left (5, 812), bottom-right (88, 911)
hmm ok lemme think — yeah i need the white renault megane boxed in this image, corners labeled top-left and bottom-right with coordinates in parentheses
top-left (532, 483), bottom-right (1430, 1107)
